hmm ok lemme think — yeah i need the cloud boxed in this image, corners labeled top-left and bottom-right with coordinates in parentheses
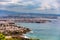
top-left (0, 0), bottom-right (60, 14)
top-left (0, 0), bottom-right (10, 2)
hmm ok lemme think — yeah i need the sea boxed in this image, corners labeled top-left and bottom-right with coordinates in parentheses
top-left (16, 19), bottom-right (60, 40)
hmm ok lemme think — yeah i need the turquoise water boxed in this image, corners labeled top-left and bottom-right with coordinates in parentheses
top-left (16, 20), bottom-right (60, 40)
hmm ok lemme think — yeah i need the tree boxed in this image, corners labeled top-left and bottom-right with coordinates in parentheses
top-left (0, 33), bottom-right (6, 40)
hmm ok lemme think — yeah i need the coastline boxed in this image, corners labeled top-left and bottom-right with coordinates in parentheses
top-left (0, 21), bottom-right (32, 40)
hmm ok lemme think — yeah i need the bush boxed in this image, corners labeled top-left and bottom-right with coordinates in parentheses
top-left (0, 33), bottom-right (6, 40)
top-left (6, 38), bottom-right (23, 40)
top-left (6, 38), bottom-right (14, 40)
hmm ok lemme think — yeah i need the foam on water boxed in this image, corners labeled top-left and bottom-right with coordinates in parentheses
top-left (16, 20), bottom-right (60, 40)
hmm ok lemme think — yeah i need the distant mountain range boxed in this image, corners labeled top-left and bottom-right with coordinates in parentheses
top-left (0, 10), bottom-right (59, 19)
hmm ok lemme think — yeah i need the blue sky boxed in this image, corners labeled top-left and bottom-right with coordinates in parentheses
top-left (0, 0), bottom-right (60, 14)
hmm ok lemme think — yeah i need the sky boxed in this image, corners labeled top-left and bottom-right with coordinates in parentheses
top-left (0, 0), bottom-right (60, 14)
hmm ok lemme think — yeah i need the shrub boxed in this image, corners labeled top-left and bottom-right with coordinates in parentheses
top-left (0, 33), bottom-right (6, 40)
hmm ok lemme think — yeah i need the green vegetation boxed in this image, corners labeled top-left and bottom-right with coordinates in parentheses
top-left (6, 38), bottom-right (14, 40)
top-left (0, 33), bottom-right (6, 40)
top-left (7, 37), bottom-right (40, 40)
top-left (0, 33), bottom-right (40, 40)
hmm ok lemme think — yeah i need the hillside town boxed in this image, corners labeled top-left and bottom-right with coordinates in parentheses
top-left (0, 21), bottom-right (31, 39)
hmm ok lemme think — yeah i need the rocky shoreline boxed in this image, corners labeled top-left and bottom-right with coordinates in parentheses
top-left (0, 21), bottom-right (31, 39)
top-left (0, 21), bottom-right (40, 40)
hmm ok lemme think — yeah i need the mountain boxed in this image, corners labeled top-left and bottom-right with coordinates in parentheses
top-left (0, 10), bottom-right (60, 18)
